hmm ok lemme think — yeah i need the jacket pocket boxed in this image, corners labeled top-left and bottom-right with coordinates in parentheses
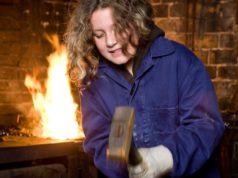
top-left (148, 106), bottom-right (179, 133)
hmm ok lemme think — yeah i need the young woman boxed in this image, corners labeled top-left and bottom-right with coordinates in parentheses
top-left (65, 0), bottom-right (225, 177)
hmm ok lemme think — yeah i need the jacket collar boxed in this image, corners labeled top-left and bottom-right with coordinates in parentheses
top-left (133, 36), bottom-right (175, 79)
top-left (98, 29), bottom-right (175, 88)
top-left (149, 36), bottom-right (175, 58)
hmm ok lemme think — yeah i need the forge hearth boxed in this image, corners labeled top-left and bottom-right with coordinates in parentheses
top-left (0, 136), bottom-right (97, 178)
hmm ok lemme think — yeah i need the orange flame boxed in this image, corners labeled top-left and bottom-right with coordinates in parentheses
top-left (24, 34), bottom-right (84, 140)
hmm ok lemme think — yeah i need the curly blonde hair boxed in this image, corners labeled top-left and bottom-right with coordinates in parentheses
top-left (65, 0), bottom-right (154, 88)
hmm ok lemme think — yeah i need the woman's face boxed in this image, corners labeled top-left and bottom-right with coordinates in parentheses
top-left (90, 7), bottom-right (138, 69)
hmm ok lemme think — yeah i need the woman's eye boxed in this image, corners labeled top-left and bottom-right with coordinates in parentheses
top-left (94, 33), bottom-right (104, 39)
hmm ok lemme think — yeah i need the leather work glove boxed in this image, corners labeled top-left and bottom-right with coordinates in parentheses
top-left (128, 145), bottom-right (173, 178)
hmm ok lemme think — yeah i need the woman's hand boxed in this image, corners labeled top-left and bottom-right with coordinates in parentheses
top-left (128, 145), bottom-right (173, 178)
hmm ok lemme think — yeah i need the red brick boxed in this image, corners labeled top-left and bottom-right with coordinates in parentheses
top-left (205, 65), bottom-right (217, 79)
top-left (166, 33), bottom-right (186, 45)
top-left (0, 17), bottom-right (20, 30)
top-left (0, 42), bottom-right (21, 54)
top-left (218, 66), bottom-right (238, 79)
top-left (169, 2), bottom-right (187, 17)
top-left (0, 80), bottom-right (28, 91)
top-left (219, 2), bottom-right (236, 18)
top-left (0, 54), bottom-right (20, 66)
top-left (19, 56), bottom-right (48, 68)
top-left (213, 81), bottom-right (237, 100)
top-left (0, 92), bottom-right (32, 103)
top-left (194, 50), bottom-right (209, 64)
top-left (220, 34), bottom-right (236, 48)
top-left (150, 0), bottom-right (160, 3)
top-left (194, 34), bottom-right (219, 49)
top-left (217, 17), bottom-right (234, 32)
top-left (0, 67), bottom-right (26, 80)
top-left (155, 18), bottom-right (186, 33)
top-left (218, 97), bottom-right (232, 111)
top-left (0, 104), bottom-right (19, 115)
top-left (210, 50), bottom-right (237, 64)
top-left (0, 4), bottom-right (20, 17)
top-left (0, 0), bottom-right (20, 5)
top-left (0, 31), bottom-right (20, 42)
top-left (161, 0), bottom-right (184, 2)
top-left (230, 87), bottom-right (238, 112)
top-left (153, 4), bottom-right (168, 17)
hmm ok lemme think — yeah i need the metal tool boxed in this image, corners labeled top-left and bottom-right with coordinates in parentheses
top-left (107, 106), bottom-right (142, 164)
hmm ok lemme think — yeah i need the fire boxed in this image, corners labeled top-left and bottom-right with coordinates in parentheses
top-left (24, 34), bottom-right (84, 140)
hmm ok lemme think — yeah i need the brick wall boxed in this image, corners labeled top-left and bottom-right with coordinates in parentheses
top-left (0, 0), bottom-right (237, 177)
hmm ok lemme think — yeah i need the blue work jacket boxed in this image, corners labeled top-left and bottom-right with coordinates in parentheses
top-left (81, 36), bottom-right (225, 178)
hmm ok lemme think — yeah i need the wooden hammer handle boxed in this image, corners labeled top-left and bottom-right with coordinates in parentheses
top-left (128, 140), bottom-right (142, 166)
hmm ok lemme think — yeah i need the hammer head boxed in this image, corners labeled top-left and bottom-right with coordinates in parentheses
top-left (107, 106), bottom-right (135, 163)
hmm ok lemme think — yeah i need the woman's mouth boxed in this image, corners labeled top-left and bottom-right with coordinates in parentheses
top-left (109, 49), bottom-right (122, 57)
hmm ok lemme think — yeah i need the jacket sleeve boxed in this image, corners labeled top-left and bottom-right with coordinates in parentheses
top-left (163, 47), bottom-right (225, 176)
top-left (80, 86), bottom-right (128, 178)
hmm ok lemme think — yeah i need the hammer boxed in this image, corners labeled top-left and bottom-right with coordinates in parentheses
top-left (107, 106), bottom-right (142, 165)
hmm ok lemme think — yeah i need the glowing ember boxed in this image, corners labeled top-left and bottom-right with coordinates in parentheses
top-left (24, 34), bottom-right (84, 140)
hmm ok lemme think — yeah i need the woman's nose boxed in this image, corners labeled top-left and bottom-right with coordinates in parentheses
top-left (106, 31), bottom-right (117, 48)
